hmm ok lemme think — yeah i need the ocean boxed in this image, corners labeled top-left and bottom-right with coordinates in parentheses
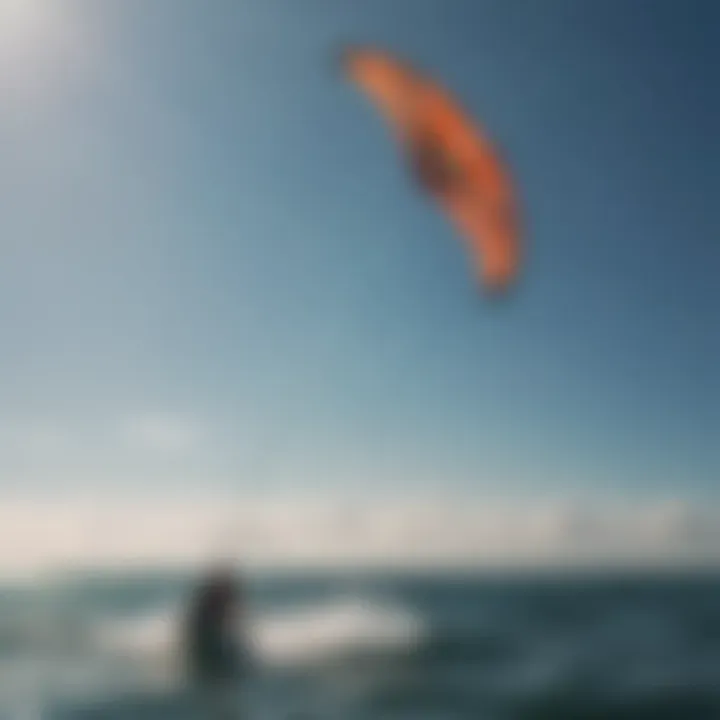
top-left (1, 569), bottom-right (719, 719)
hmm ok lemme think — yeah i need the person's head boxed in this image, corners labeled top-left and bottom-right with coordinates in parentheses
top-left (207, 564), bottom-right (232, 588)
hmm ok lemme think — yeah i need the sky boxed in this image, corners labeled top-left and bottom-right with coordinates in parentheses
top-left (0, 0), bottom-right (718, 554)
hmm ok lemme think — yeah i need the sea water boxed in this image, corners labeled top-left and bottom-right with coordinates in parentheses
top-left (1, 570), bottom-right (719, 719)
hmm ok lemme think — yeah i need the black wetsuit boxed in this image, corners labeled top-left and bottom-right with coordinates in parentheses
top-left (185, 573), bottom-right (243, 686)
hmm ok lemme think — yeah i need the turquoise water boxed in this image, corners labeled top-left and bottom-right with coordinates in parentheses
top-left (1, 570), bottom-right (719, 719)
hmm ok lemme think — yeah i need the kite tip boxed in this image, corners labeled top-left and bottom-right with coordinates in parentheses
top-left (479, 278), bottom-right (520, 305)
top-left (333, 44), bottom-right (361, 74)
top-left (334, 43), bottom-right (384, 75)
top-left (474, 267), bottom-right (520, 303)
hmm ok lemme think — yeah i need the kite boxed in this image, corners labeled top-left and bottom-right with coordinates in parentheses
top-left (340, 46), bottom-right (521, 292)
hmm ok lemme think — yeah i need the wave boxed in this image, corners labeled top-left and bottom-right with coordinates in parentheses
top-left (94, 595), bottom-right (427, 670)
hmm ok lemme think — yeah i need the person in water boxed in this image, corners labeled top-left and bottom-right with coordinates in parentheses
top-left (184, 565), bottom-right (246, 688)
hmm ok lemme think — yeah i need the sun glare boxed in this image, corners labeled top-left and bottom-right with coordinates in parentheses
top-left (0, 0), bottom-right (77, 67)
top-left (0, 0), bottom-right (47, 43)
top-left (0, 0), bottom-right (87, 100)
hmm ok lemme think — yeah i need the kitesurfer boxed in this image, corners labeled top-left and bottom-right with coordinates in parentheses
top-left (184, 565), bottom-right (245, 689)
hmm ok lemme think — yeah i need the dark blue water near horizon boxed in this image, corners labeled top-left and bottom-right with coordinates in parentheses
top-left (1, 569), bottom-right (719, 719)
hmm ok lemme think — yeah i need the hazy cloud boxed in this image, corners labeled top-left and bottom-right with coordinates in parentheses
top-left (0, 496), bottom-right (717, 578)
top-left (120, 413), bottom-right (206, 456)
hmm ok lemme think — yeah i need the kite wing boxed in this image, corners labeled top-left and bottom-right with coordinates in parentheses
top-left (341, 46), bottom-right (520, 291)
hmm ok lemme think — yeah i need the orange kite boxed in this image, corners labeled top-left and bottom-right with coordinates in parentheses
top-left (340, 46), bottom-right (521, 292)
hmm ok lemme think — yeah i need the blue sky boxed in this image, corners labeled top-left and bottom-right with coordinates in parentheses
top-left (1, 0), bottom-right (717, 505)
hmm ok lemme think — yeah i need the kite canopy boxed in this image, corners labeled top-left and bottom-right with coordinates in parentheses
top-left (340, 46), bottom-right (520, 292)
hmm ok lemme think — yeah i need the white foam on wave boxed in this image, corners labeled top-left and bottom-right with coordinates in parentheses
top-left (250, 597), bottom-right (425, 665)
top-left (94, 596), bottom-right (427, 673)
